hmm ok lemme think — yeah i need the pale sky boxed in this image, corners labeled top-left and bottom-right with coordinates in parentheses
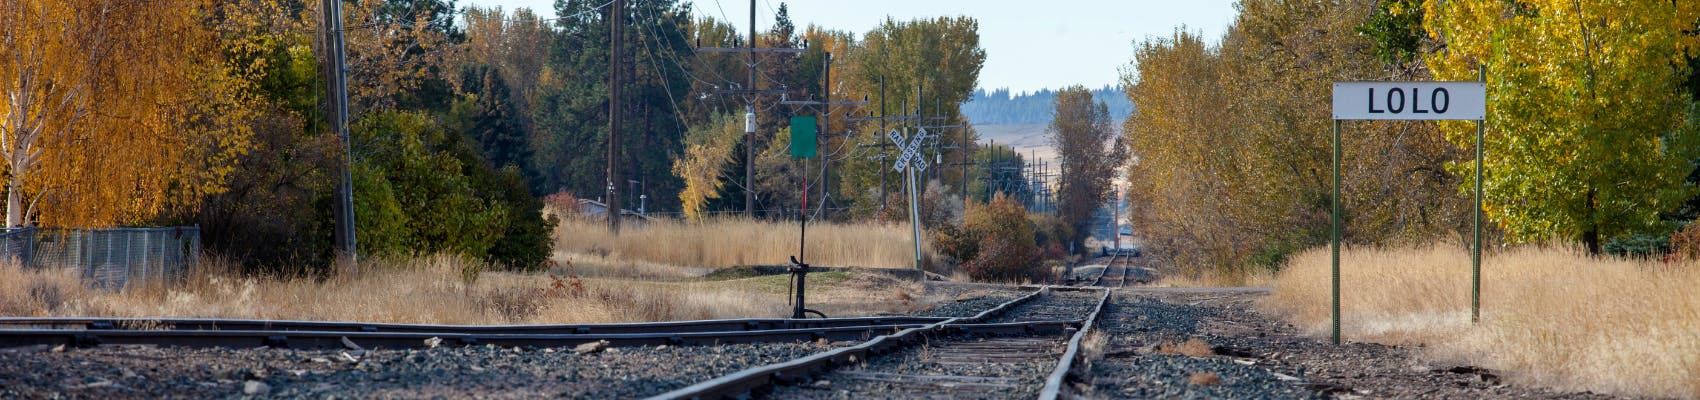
top-left (459, 0), bottom-right (1240, 94)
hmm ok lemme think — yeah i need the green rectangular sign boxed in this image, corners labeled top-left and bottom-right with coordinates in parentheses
top-left (790, 116), bottom-right (817, 159)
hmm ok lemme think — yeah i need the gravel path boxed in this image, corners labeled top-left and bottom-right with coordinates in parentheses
top-left (0, 341), bottom-right (836, 399)
top-left (1079, 290), bottom-right (1627, 399)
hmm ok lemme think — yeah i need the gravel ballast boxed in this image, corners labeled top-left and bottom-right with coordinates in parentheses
top-left (903, 285), bottom-right (1029, 318)
top-left (0, 341), bottom-right (835, 399)
top-left (1080, 290), bottom-right (1627, 399)
top-left (768, 289), bottom-right (1101, 399)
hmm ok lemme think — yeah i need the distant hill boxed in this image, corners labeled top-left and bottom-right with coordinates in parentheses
top-left (962, 85), bottom-right (1134, 126)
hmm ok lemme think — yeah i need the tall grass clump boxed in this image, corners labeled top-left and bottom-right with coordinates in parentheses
top-left (1265, 243), bottom-right (1700, 398)
top-left (552, 216), bottom-right (934, 269)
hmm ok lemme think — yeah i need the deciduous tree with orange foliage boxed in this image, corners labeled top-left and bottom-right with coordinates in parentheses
top-left (0, 0), bottom-right (254, 228)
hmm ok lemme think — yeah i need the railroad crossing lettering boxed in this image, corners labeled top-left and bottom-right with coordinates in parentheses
top-left (889, 128), bottom-right (930, 173)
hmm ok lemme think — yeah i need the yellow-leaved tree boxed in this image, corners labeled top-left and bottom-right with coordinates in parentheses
top-left (0, 0), bottom-right (255, 227)
top-left (674, 114), bottom-right (744, 220)
top-left (1426, 0), bottom-right (1700, 252)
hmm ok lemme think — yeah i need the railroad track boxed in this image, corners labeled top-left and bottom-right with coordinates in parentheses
top-left (0, 297), bottom-right (1078, 352)
top-left (1, 286), bottom-right (1109, 398)
top-left (1087, 250), bottom-right (1125, 288)
top-left (0, 316), bottom-right (949, 335)
top-left (1091, 249), bottom-right (1152, 288)
top-left (650, 286), bottom-right (1111, 400)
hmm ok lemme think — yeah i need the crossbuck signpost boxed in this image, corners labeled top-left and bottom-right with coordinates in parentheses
top-left (1330, 72), bottom-right (1486, 345)
top-left (890, 128), bottom-right (929, 272)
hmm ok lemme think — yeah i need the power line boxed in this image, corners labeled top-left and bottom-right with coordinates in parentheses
top-left (349, 1), bottom-right (617, 31)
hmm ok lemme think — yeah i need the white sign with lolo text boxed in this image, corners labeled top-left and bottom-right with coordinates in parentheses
top-left (1332, 82), bottom-right (1485, 121)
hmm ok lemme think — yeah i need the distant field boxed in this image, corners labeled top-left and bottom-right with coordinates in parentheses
top-left (974, 124), bottom-right (1056, 162)
top-left (1264, 244), bottom-right (1700, 399)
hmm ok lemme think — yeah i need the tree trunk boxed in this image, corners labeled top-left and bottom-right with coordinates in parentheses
top-left (6, 170), bottom-right (21, 228)
top-left (1584, 188), bottom-right (1601, 255)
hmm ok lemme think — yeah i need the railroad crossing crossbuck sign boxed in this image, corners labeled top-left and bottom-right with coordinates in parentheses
top-left (888, 128), bottom-right (929, 272)
top-left (888, 128), bottom-right (929, 173)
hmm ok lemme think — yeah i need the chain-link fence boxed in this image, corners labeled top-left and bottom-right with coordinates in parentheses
top-left (0, 227), bottom-right (201, 289)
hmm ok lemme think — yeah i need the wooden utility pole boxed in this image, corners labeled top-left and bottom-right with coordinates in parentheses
top-left (745, 0), bottom-right (755, 217)
top-left (845, 78), bottom-right (896, 211)
top-left (1112, 185), bottom-right (1121, 252)
top-left (606, 0), bottom-right (625, 234)
top-left (961, 118), bottom-right (969, 211)
top-left (819, 53), bottom-right (831, 210)
top-left (879, 78), bottom-right (887, 210)
top-left (695, 3), bottom-right (802, 218)
top-left (321, 0), bottom-right (357, 272)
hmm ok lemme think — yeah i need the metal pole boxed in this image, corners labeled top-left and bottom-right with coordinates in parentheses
top-left (1331, 119), bottom-right (1342, 345)
top-left (323, 0), bottom-right (357, 272)
top-left (1473, 64), bottom-right (1486, 324)
top-left (796, 173), bottom-right (808, 319)
top-left (606, 0), bottom-right (624, 234)
top-left (907, 164), bottom-right (922, 273)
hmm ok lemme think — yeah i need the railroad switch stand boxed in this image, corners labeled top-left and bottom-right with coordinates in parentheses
top-left (787, 256), bottom-right (826, 319)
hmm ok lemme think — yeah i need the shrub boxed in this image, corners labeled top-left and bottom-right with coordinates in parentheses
top-left (877, 180), bottom-right (962, 228)
top-left (1666, 219), bottom-right (1700, 262)
top-left (349, 111), bottom-right (554, 270)
top-left (1029, 213), bottom-right (1073, 259)
top-left (542, 191), bottom-right (580, 216)
top-left (958, 193), bottom-right (1043, 282)
top-left (932, 223), bottom-right (980, 266)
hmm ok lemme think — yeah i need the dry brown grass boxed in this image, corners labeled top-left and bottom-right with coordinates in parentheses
top-left (552, 217), bottom-right (934, 269)
top-left (0, 255), bottom-right (943, 324)
top-left (1156, 338), bottom-right (1215, 357)
top-left (1264, 243), bottom-right (1700, 398)
top-left (1186, 371), bottom-right (1222, 386)
top-left (1152, 268), bottom-right (1273, 288)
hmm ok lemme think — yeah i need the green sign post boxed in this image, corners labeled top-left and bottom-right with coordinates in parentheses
top-left (790, 116), bottom-right (817, 159)
top-left (1329, 69), bottom-right (1487, 344)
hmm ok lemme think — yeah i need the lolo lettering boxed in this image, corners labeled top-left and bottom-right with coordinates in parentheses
top-left (1367, 87), bottom-right (1450, 115)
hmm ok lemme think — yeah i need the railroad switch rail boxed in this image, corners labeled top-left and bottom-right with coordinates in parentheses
top-left (649, 286), bottom-right (1111, 400)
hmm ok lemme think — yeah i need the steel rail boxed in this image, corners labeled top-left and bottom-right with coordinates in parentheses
top-left (1038, 286), bottom-right (1113, 399)
top-left (1117, 251), bottom-right (1132, 288)
top-left (0, 315), bottom-right (948, 335)
top-left (1089, 251), bottom-right (1121, 287)
top-left (0, 319), bottom-right (1085, 351)
top-left (645, 287), bottom-right (1050, 400)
